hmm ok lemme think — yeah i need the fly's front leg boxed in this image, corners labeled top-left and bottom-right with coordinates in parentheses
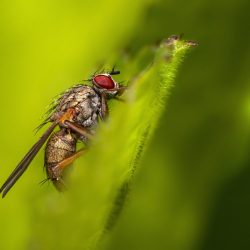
top-left (109, 86), bottom-right (128, 102)
top-left (112, 86), bottom-right (127, 96)
top-left (99, 86), bottom-right (127, 120)
top-left (100, 92), bottom-right (109, 120)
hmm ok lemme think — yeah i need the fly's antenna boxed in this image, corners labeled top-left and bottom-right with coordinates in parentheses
top-left (109, 66), bottom-right (120, 75)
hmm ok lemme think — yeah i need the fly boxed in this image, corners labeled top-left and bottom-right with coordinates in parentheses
top-left (0, 68), bottom-right (126, 198)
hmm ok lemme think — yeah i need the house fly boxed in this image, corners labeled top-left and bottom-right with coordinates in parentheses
top-left (0, 69), bottom-right (126, 197)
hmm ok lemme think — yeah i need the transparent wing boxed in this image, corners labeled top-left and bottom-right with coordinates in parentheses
top-left (0, 122), bottom-right (57, 198)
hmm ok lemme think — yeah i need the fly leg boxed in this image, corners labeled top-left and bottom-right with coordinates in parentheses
top-left (110, 86), bottom-right (127, 96)
top-left (100, 92), bottom-right (109, 120)
top-left (113, 86), bottom-right (127, 102)
top-left (54, 149), bottom-right (86, 172)
top-left (49, 149), bottom-right (87, 191)
top-left (58, 108), bottom-right (94, 141)
top-left (99, 86), bottom-right (128, 120)
top-left (63, 120), bottom-right (94, 140)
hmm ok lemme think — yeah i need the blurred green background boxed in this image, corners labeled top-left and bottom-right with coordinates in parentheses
top-left (0, 0), bottom-right (250, 249)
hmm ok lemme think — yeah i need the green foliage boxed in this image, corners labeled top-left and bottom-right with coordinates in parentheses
top-left (0, 1), bottom-right (195, 249)
top-left (31, 37), bottom-right (195, 250)
top-left (0, 0), bottom-right (249, 250)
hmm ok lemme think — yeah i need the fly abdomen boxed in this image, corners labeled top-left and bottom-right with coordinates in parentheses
top-left (45, 128), bottom-right (77, 190)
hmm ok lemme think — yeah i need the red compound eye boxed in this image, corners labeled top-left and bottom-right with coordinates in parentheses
top-left (93, 74), bottom-right (115, 89)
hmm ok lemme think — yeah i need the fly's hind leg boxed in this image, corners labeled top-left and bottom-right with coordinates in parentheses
top-left (55, 149), bottom-right (86, 171)
top-left (49, 149), bottom-right (87, 191)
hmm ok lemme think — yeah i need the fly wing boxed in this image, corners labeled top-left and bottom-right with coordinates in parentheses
top-left (0, 122), bottom-right (57, 198)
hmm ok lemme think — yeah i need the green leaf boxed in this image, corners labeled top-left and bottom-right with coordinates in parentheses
top-left (30, 36), bottom-right (196, 250)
